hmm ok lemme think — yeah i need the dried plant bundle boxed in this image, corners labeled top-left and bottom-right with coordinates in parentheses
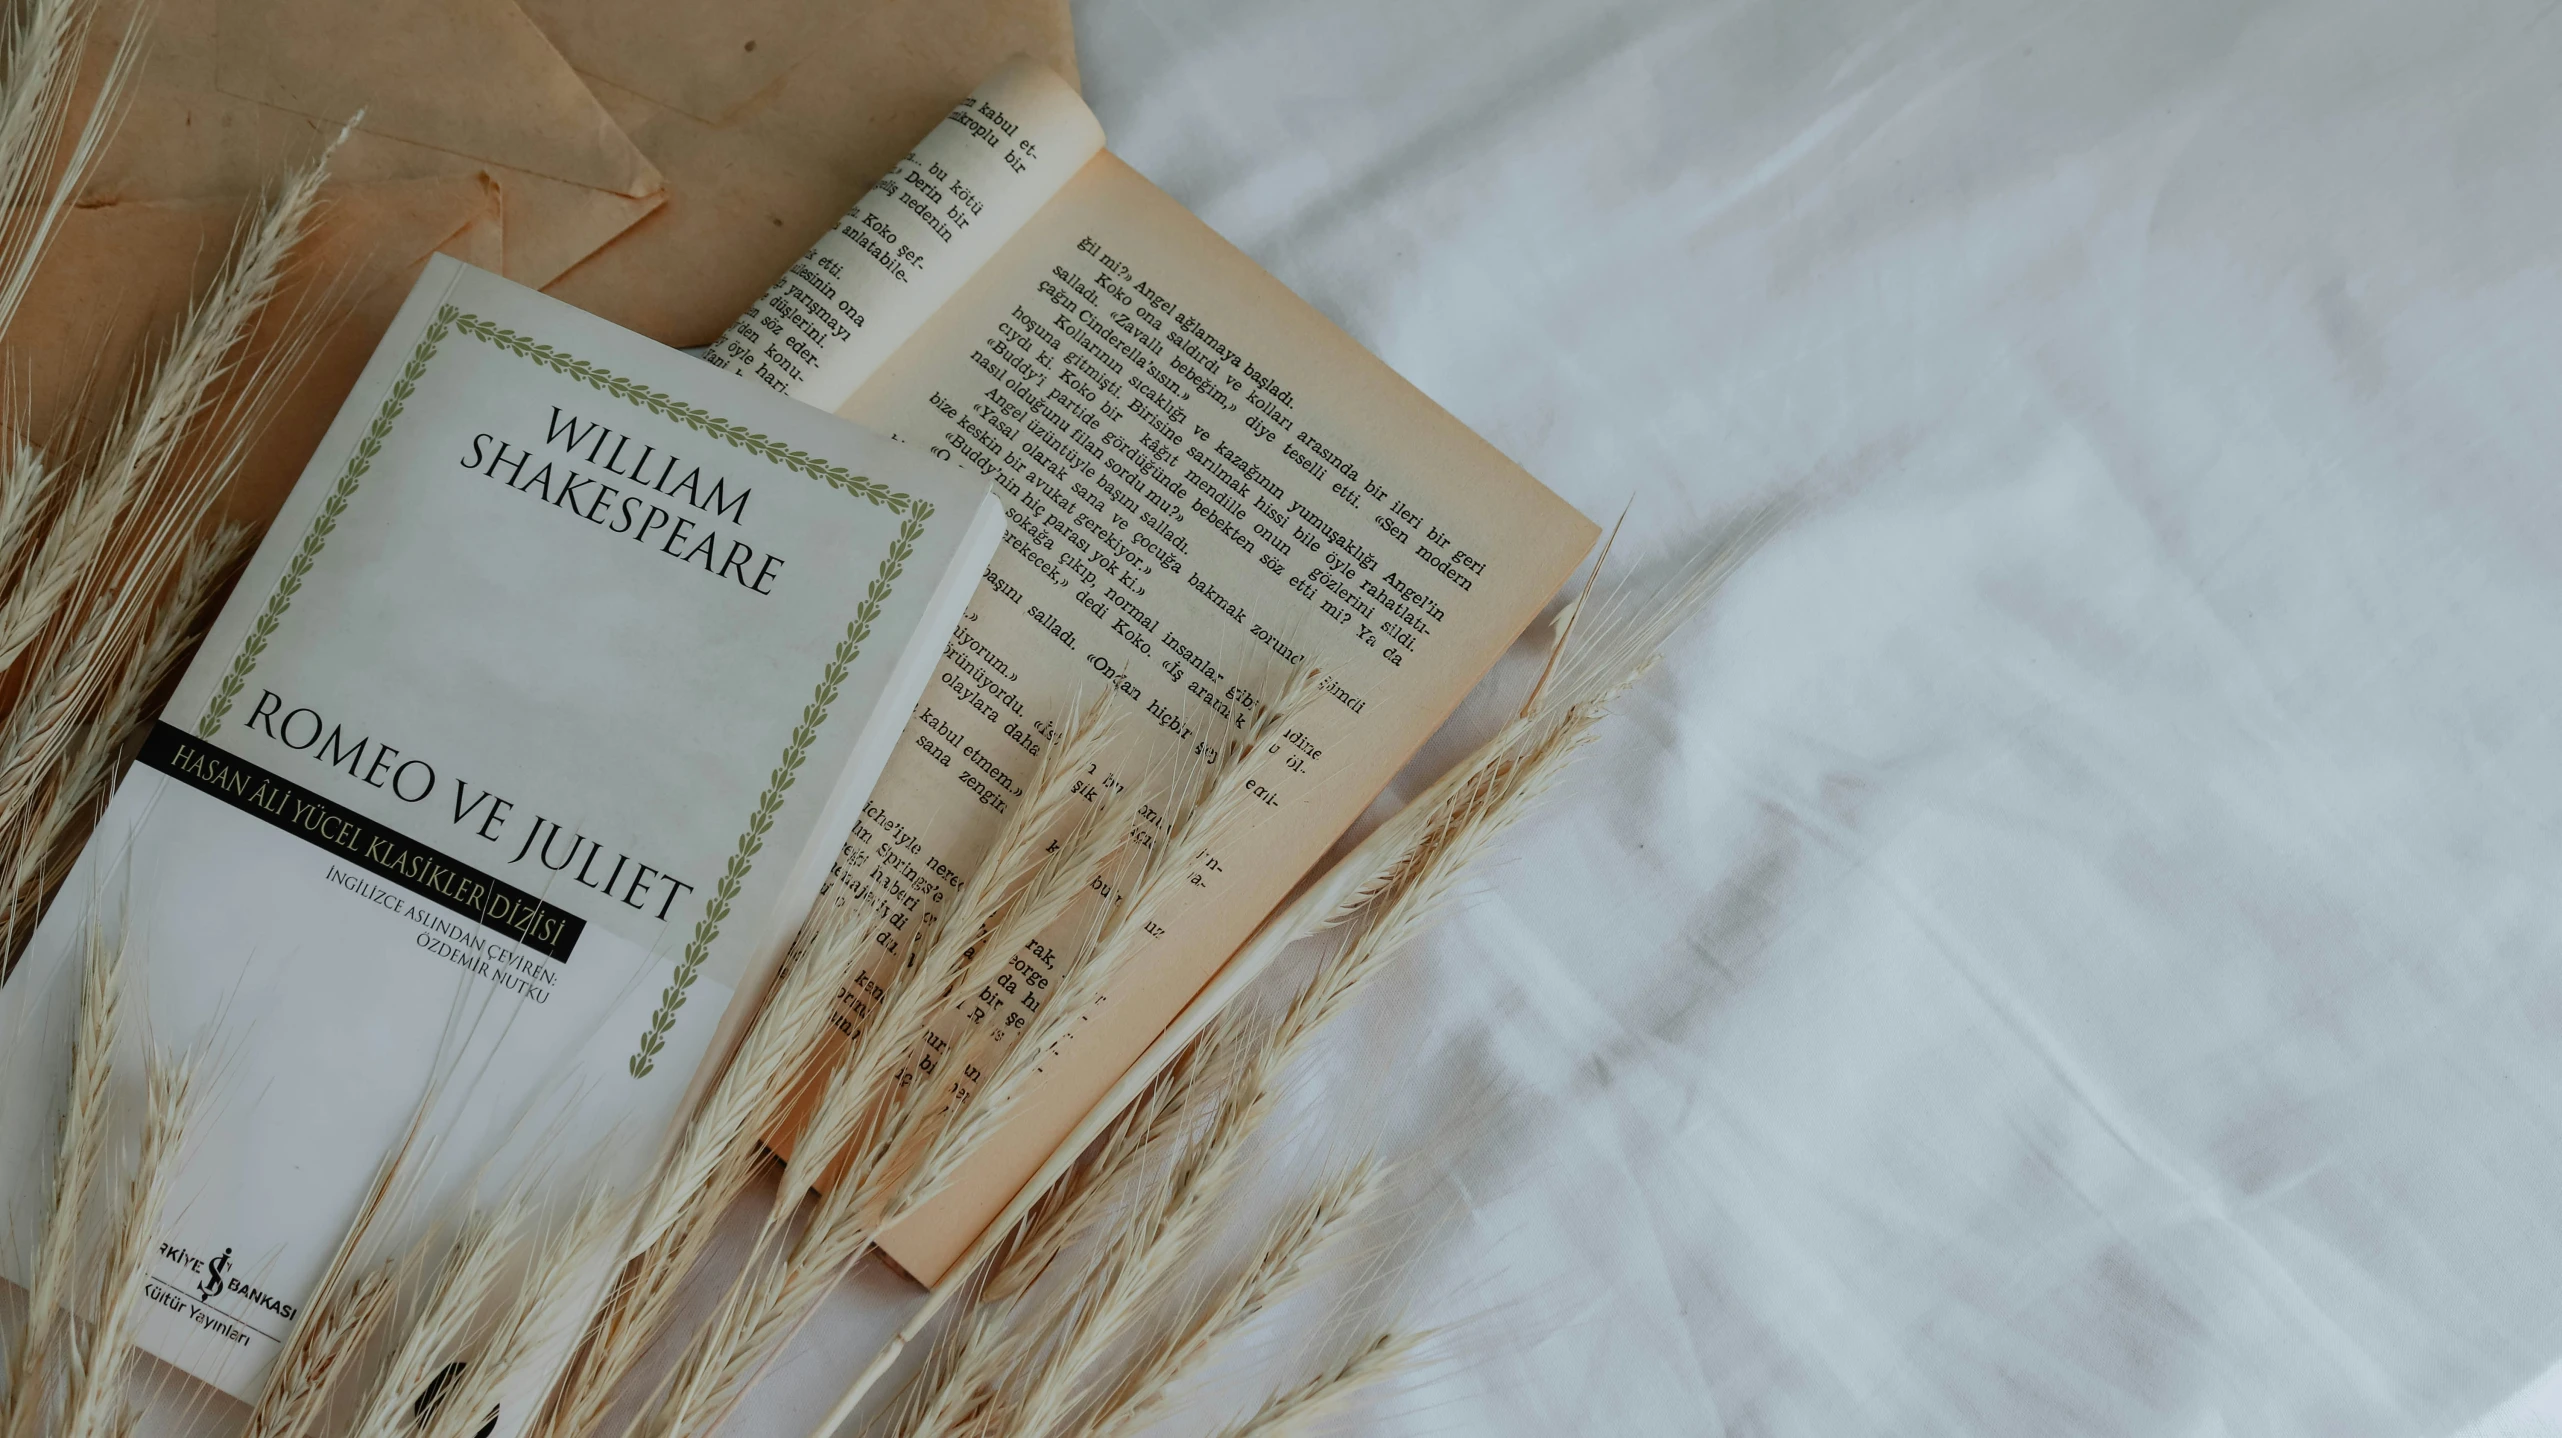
top-left (58, 1052), bottom-right (195, 1438)
top-left (410, 1195), bottom-right (633, 1438)
top-left (0, 919), bottom-right (202, 1438)
top-left (1090, 1157), bottom-right (1389, 1433)
top-left (0, 20), bottom-right (320, 1412)
top-left (0, 0), bottom-right (144, 342)
top-left (1, 923), bottom-right (118, 1438)
top-left (541, 707), bottom-right (1121, 1438)
top-left (0, 130), bottom-right (342, 967)
top-left (345, 1206), bottom-right (529, 1438)
top-left (1017, 1155), bottom-right (1387, 1438)
top-left (878, 665), bottom-right (1329, 1254)
top-left (0, 92), bottom-right (1768, 1438)
top-left (242, 1049), bottom-right (462, 1438)
top-left (244, 1266), bottom-right (402, 1438)
top-left (872, 983), bottom-right (1395, 1438)
top-left (536, 880), bottom-right (901, 1438)
top-left (0, 136), bottom-right (327, 678)
top-left (978, 1020), bottom-right (1225, 1314)
top-left (811, 518), bottom-right (1776, 1438)
top-left (623, 672), bottom-right (1327, 1438)
top-left (0, 442), bottom-right (66, 608)
top-left (15, 522), bottom-right (251, 909)
top-left (868, 1046), bottom-right (1215, 1438)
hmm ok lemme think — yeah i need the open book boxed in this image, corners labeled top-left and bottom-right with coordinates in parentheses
top-left (710, 58), bottom-right (1598, 1282)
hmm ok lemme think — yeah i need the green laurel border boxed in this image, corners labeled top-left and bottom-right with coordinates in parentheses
top-left (183, 300), bottom-right (935, 1078)
top-left (629, 508), bottom-right (927, 1077)
top-left (449, 313), bottom-right (912, 512)
top-left (196, 307), bottom-right (455, 737)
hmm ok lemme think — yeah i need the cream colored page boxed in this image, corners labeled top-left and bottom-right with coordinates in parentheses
top-left (704, 56), bottom-right (1104, 406)
top-left (816, 150), bottom-right (1598, 1281)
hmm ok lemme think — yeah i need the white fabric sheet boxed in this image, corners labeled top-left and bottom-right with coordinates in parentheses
top-left (112, 2), bottom-right (2562, 1435)
top-left (730, 2), bottom-right (2562, 1435)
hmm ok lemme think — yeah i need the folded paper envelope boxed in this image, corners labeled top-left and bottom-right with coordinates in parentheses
top-left (13, 175), bottom-right (506, 527)
top-left (16, 0), bottom-right (663, 527)
top-left (91, 0), bottom-right (664, 290)
top-left (525, 0), bottom-right (1077, 346)
top-left (25, 0), bottom-right (1070, 521)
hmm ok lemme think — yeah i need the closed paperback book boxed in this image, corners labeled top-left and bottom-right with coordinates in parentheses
top-left (0, 256), bottom-right (1003, 1398)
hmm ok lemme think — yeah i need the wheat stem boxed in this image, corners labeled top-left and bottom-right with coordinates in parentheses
top-left (2, 921), bottom-right (117, 1438)
top-left (0, 144), bottom-right (328, 687)
top-left (345, 1206), bottom-right (528, 1438)
top-left (414, 1195), bottom-right (631, 1438)
top-left (618, 710), bottom-right (1137, 1438)
top-left (799, 521), bottom-right (1776, 1438)
top-left (0, 441), bottom-right (68, 615)
top-left (0, 0), bottom-right (144, 345)
top-left (1205, 1331), bottom-right (1424, 1438)
top-left (1077, 1158), bottom-right (1386, 1438)
top-left (60, 1052), bottom-right (195, 1438)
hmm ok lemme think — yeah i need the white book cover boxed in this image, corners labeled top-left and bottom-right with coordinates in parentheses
top-left (0, 256), bottom-right (1003, 1400)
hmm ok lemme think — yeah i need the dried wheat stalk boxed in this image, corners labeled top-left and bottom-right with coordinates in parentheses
top-left (994, 1145), bottom-right (1386, 1438)
top-left (1, 923), bottom-right (118, 1438)
top-left (0, 924), bottom-right (205, 1438)
top-left (0, 0), bottom-right (143, 341)
top-left (412, 1195), bottom-right (634, 1438)
top-left (58, 1052), bottom-right (194, 1438)
top-left (978, 1026), bottom-right (1224, 1313)
top-left (241, 1051), bottom-right (458, 1438)
top-left (344, 1207), bottom-right (529, 1438)
top-left (534, 908), bottom-right (857, 1438)
top-left (0, 129), bottom-right (340, 967)
top-left (889, 667), bottom-right (1329, 1227)
top-left (244, 1266), bottom-right (402, 1438)
top-left (795, 710), bottom-right (1135, 1231)
top-left (873, 990), bottom-right (1387, 1438)
top-left (875, 933), bottom-right (1395, 1438)
top-left (0, 143), bottom-right (327, 622)
top-left (625, 673), bottom-right (1322, 1438)
top-left (1079, 1158), bottom-right (1387, 1438)
top-left (814, 518), bottom-right (1778, 1438)
top-left (0, 28), bottom-right (336, 1410)
top-left (532, 951), bottom-right (828, 1438)
top-left (871, 1095), bottom-right (1176, 1438)
top-left (540, 709), bottom-right (1121, 1438)
top-left (870, 1039), bottom-right (1222, 1438)
top-left (1205, 1331), bottom-right (1426, 1438)
top-left (14, 522), bottom-right (252, 911)
top-left (618, 733), bottom-right (1148, 1438)
top-left (0, 442), bottom-right (67, 610)
top-left (0, 134), bottom-right (329, 685)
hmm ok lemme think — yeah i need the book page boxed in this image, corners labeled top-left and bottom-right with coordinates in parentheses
top-left (705, 57), bottom-right (1104, 407)
top-left (814, 146), bottom-right (1599, 1280)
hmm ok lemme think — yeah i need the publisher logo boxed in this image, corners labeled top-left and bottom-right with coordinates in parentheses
top-left (197, 1246), bottom-right (230, 1303)
top-left (158, 1240), bottom-right (297, 1330)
